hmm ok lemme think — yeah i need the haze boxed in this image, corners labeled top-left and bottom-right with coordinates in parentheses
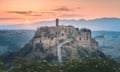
top-left (0, 0), bottom-right (120, 24)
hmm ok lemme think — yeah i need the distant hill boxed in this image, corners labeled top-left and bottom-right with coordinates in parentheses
top-left (0, 18), bottom-right (120, 31)
top-left (0, 30), bottom-right (35, 54)
top-left (93, 31), bottom-right (120, 63)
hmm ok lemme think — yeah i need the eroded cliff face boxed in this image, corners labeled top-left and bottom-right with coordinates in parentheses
top-left (20, 25), bottom-right (104, 62)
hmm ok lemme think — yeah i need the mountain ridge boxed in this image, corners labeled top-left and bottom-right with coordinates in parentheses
top-left (0, 18), bottom-right (120, 31)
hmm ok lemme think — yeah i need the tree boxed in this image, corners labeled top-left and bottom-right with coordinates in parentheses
top-left (0, 62), bottom-right (7, 72)
top-left (62, 57), bottom-right (120, 72)
top-left (11, 57), bottom-right (59, 72)
top-left (10, 57), bottom-right (120, 72)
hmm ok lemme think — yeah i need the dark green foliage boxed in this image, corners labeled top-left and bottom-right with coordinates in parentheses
top-left (9, 57), bottom-right (120, 72)
top-left (44, 53), bottom-right (56, 62)
top-left (77, 46), bottom-right (106, 58)
top-left (77, 47), bottom-right (89, 57)
top-left (0, 62), bottom-right (7, 72)
top-left (62, 57), bottom-right (120, 72)
top-left (35, 43), bottom-right (45, 53)
top-left (11, 57), bottom-right (59, 72)
top-left (17, 42), bottom-right (33, 57)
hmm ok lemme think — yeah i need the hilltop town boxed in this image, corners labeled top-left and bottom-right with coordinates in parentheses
top-left (23, 19), bottom-right (104, 62)
top-left (33, 19), bottom-right (98, 49)
top-left (0, 19), bottom-right (105, 66)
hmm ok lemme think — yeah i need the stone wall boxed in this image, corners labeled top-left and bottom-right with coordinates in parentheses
top-left (33, 25), bottom-right (99, 49)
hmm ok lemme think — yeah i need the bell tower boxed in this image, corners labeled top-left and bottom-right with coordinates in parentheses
top-left (56, 18), bottom-right (59, 27)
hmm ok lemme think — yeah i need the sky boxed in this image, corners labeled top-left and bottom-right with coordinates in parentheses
top-left (0, 0), bottom-right (120, 25)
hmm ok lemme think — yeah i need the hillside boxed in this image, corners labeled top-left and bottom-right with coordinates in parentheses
top-left (0, 30), bottom-right (35, 54)
top-left (93, 31), bottom-right (120, 62)
top-left (0, 30), bottom-right (120, 63)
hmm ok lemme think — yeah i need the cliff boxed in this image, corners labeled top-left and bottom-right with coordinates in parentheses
top-left (30, 25), bottom-right (104, 61)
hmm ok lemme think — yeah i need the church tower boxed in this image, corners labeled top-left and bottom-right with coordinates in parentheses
top-left (56, 18), bottom-right (59, 27)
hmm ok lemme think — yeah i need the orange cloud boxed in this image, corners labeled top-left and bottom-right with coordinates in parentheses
top-left (0, 0), bottom-right (120, 25)
top-left (52, 6), bottom-right (73, 11)
top-left (0, 17), bottom-right (21, 20)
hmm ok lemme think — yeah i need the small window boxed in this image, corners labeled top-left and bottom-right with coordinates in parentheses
top-left (62, 33), bottom-right (64, 36)
top-left (51, 37), bottom-right (54, 40)
top-left (79, 38), bottom-right (81, 40)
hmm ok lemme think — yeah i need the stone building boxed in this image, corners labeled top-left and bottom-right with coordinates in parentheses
top-left (33, 19), bottom-right (98, 49)
top-left (28, 19), bottom-right (101, 61)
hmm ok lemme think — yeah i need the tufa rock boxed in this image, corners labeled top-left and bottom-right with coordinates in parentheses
top-left (0, 25), bottom-right (105, 67)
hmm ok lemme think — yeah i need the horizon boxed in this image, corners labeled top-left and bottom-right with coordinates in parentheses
top-left (0, 0), bottom-right (120, 31)
top-left (0, 17), bottom-right (120, 31)
top-left (0, 17), bottom-right (120, 25)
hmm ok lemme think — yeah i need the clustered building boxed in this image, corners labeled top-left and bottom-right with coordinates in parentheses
top-left (33, 19), bottom-right (98, 49)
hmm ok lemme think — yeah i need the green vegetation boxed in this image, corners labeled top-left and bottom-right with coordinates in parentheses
top-left (62, 57), bottom-right (120, 72)
top-left (11, 57), bottom-right (120, 72)
top-left (0, 62), bottom-right (7, 72)
top-left (1, 57), bottom-right (120, 72)
top-left (11, 58), bottom-right (59, 72)
top-left (36, 43), bottom-right (45, 53)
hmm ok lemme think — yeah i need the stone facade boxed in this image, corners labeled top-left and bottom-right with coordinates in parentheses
top-left (33, 25), bottom-right (98, 49)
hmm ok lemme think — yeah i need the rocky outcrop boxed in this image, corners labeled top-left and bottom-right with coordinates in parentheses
top-left (0, 25), bottom-right (105, 67)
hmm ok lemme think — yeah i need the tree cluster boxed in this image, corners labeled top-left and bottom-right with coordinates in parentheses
top-left (0, 57), bottom-right (120, 72)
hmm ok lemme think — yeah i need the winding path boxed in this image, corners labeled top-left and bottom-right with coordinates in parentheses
top-left (57, 39), bottom-right (73, 63)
